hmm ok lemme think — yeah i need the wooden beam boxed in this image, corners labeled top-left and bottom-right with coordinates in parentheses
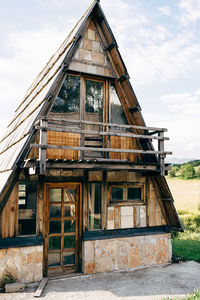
top-left (31, 143), bottom-right (172, 156)
top-left (35, 125), bottom-right (169, 141)
top-left (41, 117), bottom-right (168, 132)
top-left (39, 120), bottom-right (47, 175)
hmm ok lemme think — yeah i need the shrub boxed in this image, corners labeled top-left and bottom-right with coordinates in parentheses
top-left (0, 272), bottom-right (16, 290)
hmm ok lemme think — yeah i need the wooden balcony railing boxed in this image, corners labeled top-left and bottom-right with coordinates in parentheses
top-left (30, 117), bottom-right (172, 175)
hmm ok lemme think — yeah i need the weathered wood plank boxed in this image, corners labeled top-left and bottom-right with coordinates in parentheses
top-left (31, 143), bottom-right (172, 155)
top-left (34, 277), bottom-right (48, 298)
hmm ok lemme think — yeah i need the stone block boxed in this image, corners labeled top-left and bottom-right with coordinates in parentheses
top-left (79, 48), bottom-right (92, 60)
top-left (84, 241), bottom-right (95, 262)
top-left (84, 262), bottom-right (96, 274)
top-left (92, 51), bottom-right (105, 64)
top-left (92, 41), bottom-right (101, 52)
top-left (156, 250), bottom-right (169, 264)
top-left (27, 252), bottom-right (43, 264)
top-left (5, 282), bottom-right (25, 293)
top-left (128, 247), bottom-right (141, 268)
top-left (142, 254), bottom-right (155, 265)
top-left (0, 249), bottom-right (6, 260)
top-left (87, 29), bottom-right (96, 40)
top-left (121, 215), bottom-right (133, 228)
top-left (84, 39), bottom-right (92, 51)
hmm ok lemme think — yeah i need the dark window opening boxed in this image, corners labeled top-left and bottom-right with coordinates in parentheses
top-left (88, 183), bottom-right (101, 230)
top-left (18, 181), bottom-right (37, 236)
top-left (110, 185), bottom-right (143, 203)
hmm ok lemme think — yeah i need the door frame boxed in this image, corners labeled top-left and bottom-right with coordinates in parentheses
top-left (43, 182), bottom-right (82, 277)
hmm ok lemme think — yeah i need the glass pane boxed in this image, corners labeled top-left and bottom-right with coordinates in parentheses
top-left (88, 183), bottom-right (101, 230)
top-left (64, 220), bottom-right (75, 233)
top-left (50, 189), bottom-right (62, 202)
top-left (18, 181), bottom-right (37, 235)
top-left (63, 252), bottom-right (75, 265)
top-left (85, 80), bottom-right (103, 122)
top-left (64, 188), bottom-right (75, 202)
top-left (48, 236), bottom-right (61, 250)
top-left (49, 221), bottom-right (61, 234)
top-left (64, 235), bottom-right (75, 249)
top-left (64, 204), bottom-right (75, 217)
top-left (128, 187), bottom-right (141, 201)
top-left (49, 204), bottom-right (61, 218)
top-left (111, 187), bottom-right (123, 201)
top-left (110, 83), bottom-right (129, 131)
top-left (48, 253), bottom-right (60, 267)
top-left (51, 75), bottom-right (80, 113)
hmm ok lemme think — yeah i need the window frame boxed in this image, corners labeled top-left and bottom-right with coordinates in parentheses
top-left (87, 182), bottom-right (103, 231)
top-left (17, 181), bottom-right (37, 237)
top-left (108, 183), bottom-right (145, 205)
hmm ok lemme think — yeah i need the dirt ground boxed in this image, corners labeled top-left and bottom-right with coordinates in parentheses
top-left (1, 261), bottom-right (200, 300)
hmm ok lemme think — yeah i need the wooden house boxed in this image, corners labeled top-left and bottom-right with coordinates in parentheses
top-left (0, 0), bottom-right (182, 282)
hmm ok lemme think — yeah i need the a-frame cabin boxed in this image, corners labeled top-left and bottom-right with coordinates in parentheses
top-left (0, 0), bottom-right (182, 282)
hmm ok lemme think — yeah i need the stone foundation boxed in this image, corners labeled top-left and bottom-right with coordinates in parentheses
top-left (0, 246), bottom-right (43, 282)
top-left (83, 233), bottom-right (171, 274)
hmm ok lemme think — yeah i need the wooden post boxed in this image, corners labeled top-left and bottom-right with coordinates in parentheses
top-left (39, 119), bottom-right (47, 175)
top-left (158, 131), bottom-right (165, 176)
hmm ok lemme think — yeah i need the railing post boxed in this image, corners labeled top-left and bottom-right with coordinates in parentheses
top-left (158, 131), bottom-right (165, 176)
top-left (39, 119), bottom-right (47, 175)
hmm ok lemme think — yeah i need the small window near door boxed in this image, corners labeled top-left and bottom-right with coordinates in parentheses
top-left (18, 181), bottom-right (37, 236)
top-left (88, 183), bottom-right (102, 230)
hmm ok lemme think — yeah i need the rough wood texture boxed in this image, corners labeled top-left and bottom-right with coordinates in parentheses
top-left (110, 136), bottom-right (137, 161)
top-left (46, 131), bottom-right (80, 160)
top-left (1, 183), bottom-right (18, 238)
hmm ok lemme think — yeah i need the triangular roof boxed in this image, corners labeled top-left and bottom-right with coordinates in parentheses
top-left (0, 0), bottom-right (182, 230)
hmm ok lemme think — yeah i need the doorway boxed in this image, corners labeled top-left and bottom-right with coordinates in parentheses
top-left (44, 183), bottom-right (82, 277)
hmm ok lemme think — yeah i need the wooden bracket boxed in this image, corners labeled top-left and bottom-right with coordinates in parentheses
top-left (118, 74), bottom-right (128, 83)
top-left (106, 43), bottom-right (116, 52)
top-left (129, 107), bottom-right (141, 113)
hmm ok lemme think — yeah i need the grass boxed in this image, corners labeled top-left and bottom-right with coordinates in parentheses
top-left (172, 210), bottom-right (200, 262)
top-left (163, 289), bottom-right (200, 299)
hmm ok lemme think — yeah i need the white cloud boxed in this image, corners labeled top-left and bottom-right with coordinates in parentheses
top-left (158, 6), bottom-right (172, 16)
top-left (179, 0), bottom-right (200, 26)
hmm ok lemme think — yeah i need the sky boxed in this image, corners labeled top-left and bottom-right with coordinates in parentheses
top-left (0, 0), bottom-right (200, 160)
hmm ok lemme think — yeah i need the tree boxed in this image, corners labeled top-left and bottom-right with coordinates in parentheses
top-left (180, 164), bottom-right (195, 179)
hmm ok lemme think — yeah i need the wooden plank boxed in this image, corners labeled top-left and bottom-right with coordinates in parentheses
top-left (31, 143), bottom-right (172, 155)
top-left (34, 277), bottom-right (48, 298)
top-left (39, 120), bottom-right (47, 175)
top-left (41, 117), bottom-right (168, 132)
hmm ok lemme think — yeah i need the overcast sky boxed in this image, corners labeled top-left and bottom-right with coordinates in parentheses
top-left (0, 0), bottom-right (200, 159)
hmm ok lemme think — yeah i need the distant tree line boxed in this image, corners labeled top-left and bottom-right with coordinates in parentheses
top-left (169, 160), bottom-right (200, 179)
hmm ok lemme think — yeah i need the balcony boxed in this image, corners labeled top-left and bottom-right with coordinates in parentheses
top-left (27, 117), bottom-right (172, 175)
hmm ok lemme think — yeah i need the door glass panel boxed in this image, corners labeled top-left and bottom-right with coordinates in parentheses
top-left (64, 204), bottom-right (75, 217)
top-left (64, 235), bottom-right (75, 249)
top-left (48, 236), bottom-right (61, 250)
top-left (50, 189), bottom-right (62, 202)
top-left (48, 253), bottom-right (60, 267)
top-left (63, 252), bottom-right (75, 265)
top-left (85, 80), bottom-right (103, 122)
top-left (64, 189), bottom-right (75, 202)
top-left (49, 221), bottom-right (61, 234)
top-left (49, 204), bottom-right (61, 218)
top-left (64, 220), bottom-right (75, 233)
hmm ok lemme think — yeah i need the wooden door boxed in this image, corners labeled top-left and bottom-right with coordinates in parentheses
top-left (44, 183), bottom-right (82, 277)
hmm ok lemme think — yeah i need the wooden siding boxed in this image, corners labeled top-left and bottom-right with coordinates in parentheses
top-left (148, 180), bottom-right (166, 226)
top-left (46, 131), bottom-right (80, 160)
top-left (110, 136), bottom-right (137, 162)
top-left (0, 183), bottom-right (18, 238)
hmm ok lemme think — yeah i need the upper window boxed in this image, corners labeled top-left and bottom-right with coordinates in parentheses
top-left (110, 82), bottom-right (128, 129)
top-left (51, 75), bottom-right (80, 113)
top-left (85, 80), bottom-right (104, 122)
top-left (110, 184), bottom-right (143, 204)
top-left (18, 181), bottom-right (37, 236)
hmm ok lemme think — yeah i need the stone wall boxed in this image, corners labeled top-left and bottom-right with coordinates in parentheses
top-left (83, 233), bottom-right (171, 274)
top-left (0, 246), bottom-right (43, 282)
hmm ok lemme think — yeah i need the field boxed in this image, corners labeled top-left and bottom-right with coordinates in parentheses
top-left (166, 177), bottom-right (200, 211)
